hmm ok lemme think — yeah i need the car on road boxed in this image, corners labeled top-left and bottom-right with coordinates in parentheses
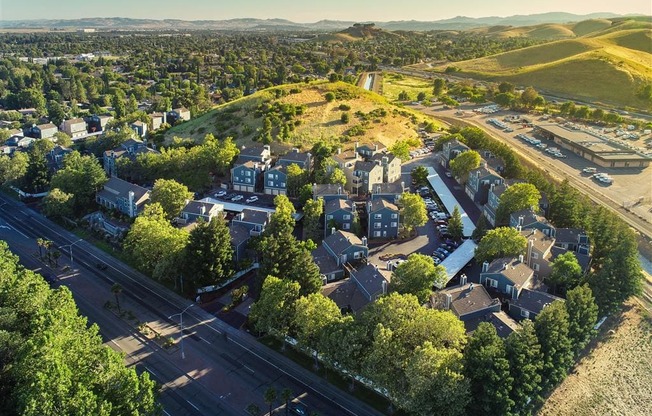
top-left (288, 402), bottom-right (309, 416)
top-left (582, 167), bottom-right (597, 174)
top-left (215, 190), bottom-right (227, 197)
top-left (245, 196), bottom-right (259, 203)
top-left (231, 195), bottom-right (244, 202)
top-left (445, 171), bottom-right (453, 178)
top-left (96, 263), bottom-right (108, 270)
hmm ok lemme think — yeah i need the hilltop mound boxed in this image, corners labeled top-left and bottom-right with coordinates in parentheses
top-left (315, 23), bottom-right (398, 42)
top-left (164, 82), bottom-right (435, 152)
top-left (571, 19), bottom-right (613, 36)
top-left (596, 29), bottom-right (652, 54)
top-left (469, 23), bottom-right (576, 40)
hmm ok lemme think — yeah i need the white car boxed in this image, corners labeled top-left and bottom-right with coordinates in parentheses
top-left (231, 195), bottom-right (244, 202)
top-left (582, 167), bottom-right (597, 174)
top-left (245, 196), bottom-right (259, 203)
top-left (215, 190), bottom-right (227, 197)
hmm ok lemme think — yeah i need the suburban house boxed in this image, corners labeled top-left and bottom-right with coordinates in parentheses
top-left (167, 107), bottom-right (191, 123)
top-left (369, 181), bottom-right (405, 204)
top-left (6, 135), bottom-right (35, 148)
top-left (483, 183), bottom-right (508, 227)
top-left (312, 184), bottom-right (349, 203)
top-left (355, 141), bottom-right (387, 159)
top-left (440, 139), bottom-right (470, 168)
top-left (510, 209), bottom-right (554, 236)
top-left (87, 114), bottom-right (113, 133)
top-left (25, 123), bottom-right (58, 140)
top-left (371, 152), bottom-right (402, 184)
top-left (480, 256), bottom-right (535, 299)
top-left (231, 209), bottom-right (270, 237)
top-left (521, 229), bottom-right (556, 279)
top-left (352, 160), bottom-right (384, 195)
top-left (325, 198), bottom-right (356, 233)
top-left (431, 275), bottom-right (501, 322)
top-left (508, 288), bottom-right (563, 321)
top-left (348, 263), bottom-right (391, 302)
top-left (96, 177), bottom-right (151, 218)
top-left (230, 224), bottom-right (251, 263)
top-left (465, 165), bottom-right (504, 205)
top-left (103, 138), bottom-right (159, 177)
top-left (232, 160), bottom-right (262, 193)
top-left (321, 263), bottom-right (391, 314)
top-left (277, 148), bottom-right (312, 171)
top-left (130, 120), bottom-right (147, 138)
top-left (367, 199), bottom-right (400, 239)
top-left (332, 150), bottom-right (361, 190)
top-left (553, 228), bottom-right (591, 255)
top-left (60, 118), bottom-right (87, 138)
top-left (312, 230), bottom-right (368, 282)
top-left (149, 113), bottom-right (166, 130)
top-left (46, 145), bottom-right (73, 171)
top-left (179, 200), bottom-right (223, 223)
top-left (236, 145), bottom-right (272, 166)
top-left (263, 165), bottom-right (288, 195)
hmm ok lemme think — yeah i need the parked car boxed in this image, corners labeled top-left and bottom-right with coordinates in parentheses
top-left (433, 257), bottom-right (442, 265)
top-left (434, 252), bottom-right (446, 260)
top-left (582, 167), bottom-right (597, 174)
top-left (245, 196), bottom-right (259, 203)
top-left (231, 194), bottom-right (244, 202)
top-left (288, 402), bottom-right (309, 416)
top-left (445, 171), bottom-right (453, 178)
top-left (215, 190), bottom-right (227, 197)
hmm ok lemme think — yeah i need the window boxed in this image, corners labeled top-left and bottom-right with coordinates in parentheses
top-left (390, 222), bottom-right (398, 227)
top-left (245, 178), bottom-right (251, 184)
top-left (353, 251), bottom-right (362, 259)
top-left (342, 223), bottom-right (350, 230)
top-left (533, 263), bottom-right (540, 271)
top-left (532, 252), bottom-right (539, 260)
top-left (391, 213), bottom-right (398, 219)
top-left (268, 173), bottom-right (274, 179)
top-left (246, 171), bottom-right (251, 177)
top-left (520, 309), bottom-right (530, 319)
top-left (374, 231), bottom-right (381, 237)
top-left (374, 214), bottom-right (382, 219)
top-left (343, 215), bottom-right (351, 220)
top-left (281, 182), bottom-right (286, 187)
top-left (268, 181), bottom-right (274, 186)
top-left (374, 222), bottom-right (382, 229)
top-left (326, 215), bottom-right (333, 220)
top-left (486, 278), bottom-right (498, 288)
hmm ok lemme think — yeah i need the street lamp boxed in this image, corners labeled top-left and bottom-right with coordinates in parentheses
top-left (58, 238), bottom-right (83, 264)
top-left (168, 304), bottom-right (194, 360)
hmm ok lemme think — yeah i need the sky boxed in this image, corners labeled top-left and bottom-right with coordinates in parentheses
top-left (1, 0), bottom-right (650, 22)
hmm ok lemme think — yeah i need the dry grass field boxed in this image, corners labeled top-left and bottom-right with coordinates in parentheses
top-left (382, 73), bottom-right (434, 102)
top-left (538, 301), bottom-right (652, 416)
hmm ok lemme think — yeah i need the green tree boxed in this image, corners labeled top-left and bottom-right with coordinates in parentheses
top-left (150, 178), bottom-right (193, 221)
top-left (111, 283), bottom-right (123, 313)
top-left (498, 82), bottom-right (515, 94)
top-left (294, 293), bottom-right (342, 347)
top-left (250, 276), bottom-right (300, 339)
top-left (266, 195), bottom-right (296, 237)
top-left (505, 320), bottom-right (543, 414)
top-left (535, 301), bottom-right (574, 392)
top-left (433, 78), bottom-right (446, 96)
top-left (327, 167), bottom-right (347, 187)
top-left (183, 217), bottom-right (234, 287)
top-left (398, 90), bottom-right (410, 101)
top-left (520, 86), bottom-right (539, 108)
top-left (123, 203), bottom-right (189, 279)
top-left (264, 386), bottom-right (277, 416)
top-left (53, 131), bottom-right (72, 147)
top-left (46, 99), bottom-right (67, 127)
top-left (411, 166), bottom-right (429, 187)
top-left (50, 151), bottom-right (108, 214)
top-left (390, 140), bottom-right (412, 162)
top-left (340, 112), bottom-right (350, 124)
top-left (41, 188), bottom-right (74, 219)
top-left (475, 227), bottom-right (527, 264)
top-left (449, 150), bottom-right (481, 182)
top-left (447, 205), bottom-right (464, 241)
top-left (281, 388), bottom-right (293, 416)
top-left (464, 322), bottom-right (514, 416)
top-left (471, 214), bottom-right (489, 241)
top-left (399, 192), bottom-right (428, 235)
top-left (417, 91), bottom-right (427, 101)
top-left (111, 91), bottom-right (126, 119)
top-left (286, 163), bottom-right (306, 197)
top-left (0, 152), bottom-right (28, 184)
top-left (391, 253), bottom-right (447, 301)
top-left (547, 251), bottom-right (583, 295)
top-left (565, 284), bottom-right (598, 355)
top-left (22, 140), bottom-right (53, 193)
top-left (496, 183), bottom-right (541, 226)
top-left (303, 198), bottom-right (323, 242)
top-left (548, 180), bottom-right (582, 228)
top-left (324, 92), bottom-right (335, 102)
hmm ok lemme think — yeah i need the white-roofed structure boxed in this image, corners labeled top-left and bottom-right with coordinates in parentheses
top-left (426, 167), bottom-right (475, 237)
top-left (199, 197), bottom-right (303, 220)
top-left (436, 239), bottom-right (477, 288)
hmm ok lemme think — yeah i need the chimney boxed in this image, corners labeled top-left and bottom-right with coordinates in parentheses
top-left (355, 141), bottom-right (359, 150)
top-left (331, 227), bottom-right (336, 236)
top-left (292, 147), bottom-right (299, 153)
top-left (200, 204), bottom-right (206, 216)
top-left (128, 191), bottom-right (135, 217)
top-left (512, 288), bottom-right (518, 300)
top-left (382, 279), bottom-right (387, 295)
top-left (254, 162), bottom-right (258, 171)
top-left (444, 294), bottom-right (452, 310)
top-left (382, 156), bottom-right (388, 165)
top-left (338, 186), bottom-right (342, 195)
top-left (490, 183), bottom-right (495, 191)
top-left (361, 236), bottom-right (368, 247)
top-left (337, 147), bottom-right (341, 155)
top-left (459, 274), bottom-right (467, 286)
top-left (482, 261), bottom-right (489, 272)
top-left (517, 225), bottom-right (522, 232)
top-left (374, 143), bottom-right (378, 151)
top-left (518, 216), bottom-right (524, 226)
top-left (469, 283), bottom-right (474, 291)
top-left (503, 262), bottom-right (508, 271)
top-left (518, 254), bottom-right (524, 263)
top-left (400, 181), bottom-right (405, 191)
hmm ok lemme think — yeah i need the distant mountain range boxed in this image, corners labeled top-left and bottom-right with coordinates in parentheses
top-left (0, 12), bottom-right (638, 32)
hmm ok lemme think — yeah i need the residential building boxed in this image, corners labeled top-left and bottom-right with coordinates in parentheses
top-left (431, 276), bottom-right (501, 321)
top-left (352, 160), bottom-right (383, 195)
top-left (367, 199), bottom-right (399, 239)
top-left (508, 289), bottom-right (563, 321)
top-left (371, 152), bottom-right (402, 184)
top-left (96, 177), bottom-right (150, 218)
top-left (313, 230), bottom-right (368, 281)
top-left (230, 224), bottom-right (251, 263)
top-left (167, 107), bottom-right (191, 123)
top-left (46, 145), bottom-right (73, 171)
top-left (236, 145), bottom-right (272, 166)
top-left (24, 123), bottom-right (58, 140)
top-left (440, 139), bottom-right (470, 168)
top-left (521, 229), bottom-right (556, 279)
top-left (312, 184), bottom-right (348, 203)
top-left (231, 160), bottom-right (261, 193)
top-left (87, 114), bottom-right (113, 133)
top-left (103, 138), bottom-right (159, 177)
top-left (130, 120), bottom-right (147, 138)
top-left (355, 141), bottom-right (387, 159)
top-left (510, 209), bottom-right (554, 236)
top-left (483, 183), bottom-right (508, 227)
top-left (465, 165), bottom-right (504, 205)
top-left (60, 118), bottom-right (87, 138)
top-left (332, 150), bottom-right (361, 190)
top-left (369, 181), bottom-right (405, 204)
top-left (348, 263), bottom-right (391, 302)
top-left (325, 198), bottom-right (356, 233)
top-left (263, 165), bottom-right (288, 195)
top-left (149, 113), bottom-right (166, 130)
top-left (179, 200), bottom-right (223, 223)
top-left (465, 311), bottom-right (520, 338)
top-left (6, 135), bottom-right (35, 148)
top-left (553, 228), bottom-right (590, 255)
top-left (231, 209), bottom-right (270, 237)
top-left (480, 256), bottom-right (535, 299)
top-left (278, 148), bottom-right (312, 171)
top-left (321, 278), bottom-right (370, 314)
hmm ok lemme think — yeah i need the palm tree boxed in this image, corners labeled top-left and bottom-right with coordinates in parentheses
top-left (111, 283), bottom-right (123, 313)
top-left (280, 388), bottom-right (292, 416)
top-left (36, 238), bottom-right (44, 259)
top-left (52, 250), bottom-right (61, 268)
top-left (43, 240), bottom-right (53, 264)
top-left (246, 403), bottom-right (260, 416)
top-left (264, 386), bottom-right (277, 416)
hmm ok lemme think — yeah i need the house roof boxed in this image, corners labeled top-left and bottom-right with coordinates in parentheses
top-left (511, 209), bottom-right (549, 227)
top-left (233, 157), bottom-right (259, 169)
top-left (432, 283), bottom-right (500, 318)
top-left (357, 141), bottom-right (386, 152)
top-left (465, 311), bottom-right (520, 338)
top-left (131, 120), bottom-right (145, 127)
top-left (486, 257), bottom-right (534, 289)
top-left (554, 228), bottom-right (587, 245)
top-left (368, 198), bottom-right (398, 213)
top-left (239, 145), bottom-right (269, 158)
top-left (229, 224), bottom-right (250, 247)
top-left (37, 123), bottom-right (57, 130)
top-left (237, 208), bottom-right (269, 225)
top-left (350, 264), bottom-right (390, 299)
top-left (321, 279), bottom-right (370, 313)
top-left (323, 230), bottom-right (364, 255)
top-left (312, 245), bottom-right (341, 275)
top-left (370, 152), bottom-right (397, 163)
top-left (97, 177), bottom-right (150, 206)
top-left (354, 160), bottom-right (381, 173)
top-left (62, 118), bottom-right (86, 127)
top-left (550, 247), bottom-right (592, 272)
top-left (521, 228), bottom-right (555, 255)
top-left (50, 145), bottom-right (72, 157)
top-left (510, 288), bottom-right (563, 315)
top-left (325, 198), bottom-right (353, 214)
top-left (182, 200), bottom-right (223, 217)
top-left (370, 180), bottom-right (404, 195)
top-left (279, 149), bottom-right (311, 165)
top-left (150, 112), bottom-right (164, 119)
top-left (490, 183), bottom-right (508, 198)
top-left (267, 164), bottom-right (287, 174)
top-left (332, 150), bottom-right (359, 165)
top-left (313, 183), bottom-right (346, 198)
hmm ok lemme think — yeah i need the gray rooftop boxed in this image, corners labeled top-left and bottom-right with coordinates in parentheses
top-left (370, 180), bottom-right (405, 195)
top-left (511, 209), bottom-right (549, 227)
top-left (313, 183), bottom-right (346, 198)
top-left (554, 228), bottom-right (588, 245)
top-left (182, 200), bottom-right (223, 216)
top-left (433, 283), bottom-right (500, 318)
top-left (354, 160), bottom-right (381, 173)
top-left (97, 177), bottom-right (150, 206)
top-left (521, 228), bottom-right (555, 255)
top-left (368, 198), bottom-right (398, 213)
top-left (510, 288), bottom-right (563, 315)
top-left (465, 311), bottom-right (520, 338)
top-left (323, 230), bottom-right (364, 255)
top-left (550, 247), bottom-right (592, 272)
top-left (312, 245), bottom-right (341, 275)
top-left (350, 264), bottom-right (390, 300)
top-left (279, 149), bottom-right (311, 165)
top-left (236, 208), bottom-right (270, 225)
top-left (485, 257), bottom-right (534, 289)
top-left (325, 198), bottom-right (353, 214)
top-left (321, 279), bottom-right (370, 313)
top-left (229, 224), bottom-right (250, 247)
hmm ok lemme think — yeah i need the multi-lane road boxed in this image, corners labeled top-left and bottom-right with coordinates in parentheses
top-left (0, 194), bottom-right (382, 416)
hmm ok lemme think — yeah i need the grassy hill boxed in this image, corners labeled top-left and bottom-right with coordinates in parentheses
top-left (467, 23), bottom-right (576, 40)
top-left (314, 23), bottom-right (399, 42)
top-left (424, 18), bottom-right (652, 109)
top-left (164, 81), bottom-right (438, 152)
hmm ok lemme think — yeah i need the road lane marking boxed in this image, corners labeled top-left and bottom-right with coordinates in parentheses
top-left (242, 365), bottom-right (254, 374)
top-left (144, 366), bottom-right (157, 377)
top-left (186, 400), bottom-right (200, 412)
top-left (199, 336), bottom-right (211, 345)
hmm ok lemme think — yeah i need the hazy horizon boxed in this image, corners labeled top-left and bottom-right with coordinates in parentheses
top-left (1, 0), bottom-right (650, 22)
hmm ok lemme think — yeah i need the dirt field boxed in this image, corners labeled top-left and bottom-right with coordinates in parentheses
top-left (538, 302), bottom-right (652, 416)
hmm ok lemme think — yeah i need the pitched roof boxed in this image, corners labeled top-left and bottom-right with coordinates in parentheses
top-left (312, 245), bottom-right (341, 275)
top-left (370, 152), bottom-right (397, 163)
top-left (229, 224), bottom-right (250, 247)
top-left (357, 141), bottom-right (386, 152)
top-left (237, 209), bottom-right (269, 225)
top-left (323, 230), bottom-right (364, 255)
top-left (313, 183), bottom-right (346, 198)
top-left (182, 200), bottom-right (223, 216)
top-left (432, 283), bottom-right (500, 318)
top-left (368, 198), bottom-right (398, 213)
top-left (465, 311), bottom-right (520, 338)
top-left (370, 180), bottom-right (405, 195)
top-left (521, 228), bottom-right (555, 255)
top-left (354, 160), bottom-right (381, 173)
top-left (321, 279), bottom-right (370, 313)
top-left (239, 145), bottom-right (269, 158)
top-left (511, 209), bottom-right (549, 227)
top-left (97, 177), bottom-right (150, 205)
top-left (325, 198), bottom-right (353, 214)
top-left (510, 288), bottom-right (563, 315)
top-left (37, 123), bottom-right (57, 130)
top-left (486, 257), bottom-right (534, 289)
top-left (554, 228), bottom-right (588, 245)
top-left (233, 157), bottom-right (259, 169)
top-left (550, 247), bottom-right (592, 272)
top-left (62, 118), bottom-right (86, 126)
top-left (350, 264), bottom-right (390, 300)
top-left (490, 183), bottom-right (508, 197)
top-left (332, 150), bottom-right (359, 165)
top-left (279, 149), bottom-right (311, 165)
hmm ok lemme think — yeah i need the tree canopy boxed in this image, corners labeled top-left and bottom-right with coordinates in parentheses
top-left (496, 183), bottom-right (541, 226)
top-left (391, 253), bottom-right (447, 301)
top-left (50, 151), bottom-right (107, 214)
top-left (399, 192), bottom-right (428, 235)
top-left (475, 227), bottom-right (527, 264)
top-left (150, 178), bottom-right (194, 221)
top-left (449, 150), bottom-right (481, 181)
